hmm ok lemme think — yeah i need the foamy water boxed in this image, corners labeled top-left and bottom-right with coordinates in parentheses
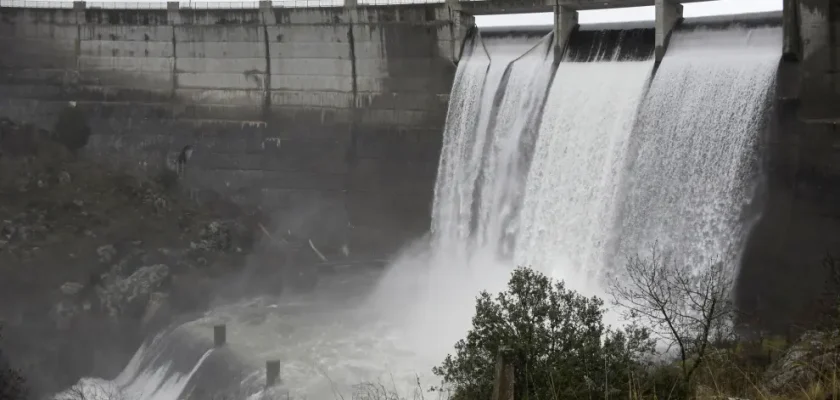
top-left (54, 23), bottom-right (782, 400)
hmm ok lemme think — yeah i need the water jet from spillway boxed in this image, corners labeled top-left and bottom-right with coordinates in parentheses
top-left (614, 25), bottom-right (782, 274)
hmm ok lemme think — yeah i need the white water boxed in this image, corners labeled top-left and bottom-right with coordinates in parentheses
top-left (614, 26), bottom-right (782, 270)
top-left (515, 53), bottom-right (653, 298)
top-left (432, 34), bottom-right (545, 248)
top-left (55, 332), bottom-right (213, 400)
top-left (55, 24), bottom-right (783, 400)
top-left (473, 35), bottom-right (555, 257)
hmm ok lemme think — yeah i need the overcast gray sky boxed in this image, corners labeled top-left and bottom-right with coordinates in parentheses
top-left (476, 0), bottom-right (783, 26)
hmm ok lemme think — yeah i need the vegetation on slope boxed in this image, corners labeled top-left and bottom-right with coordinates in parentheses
top-left (0, 113), bottom-right (264, 396)
top-left (432, 258), bottom-right (840, 400)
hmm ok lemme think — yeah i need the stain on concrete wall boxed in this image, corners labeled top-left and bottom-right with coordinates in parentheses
top-left (0, 4), bottom-right (462, 254)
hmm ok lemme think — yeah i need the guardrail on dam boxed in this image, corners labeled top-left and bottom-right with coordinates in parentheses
top-left (0, 0), bottom-right (836, 258)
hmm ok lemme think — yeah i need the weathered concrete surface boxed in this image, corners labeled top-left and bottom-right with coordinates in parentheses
top-left (737, 0), bottom-right (840, 333)
top-left (0, 4), bottom-right (459, 254)
top-left (460, 0), bottom-right (710, 14)
top-left (795, 0), bottom-right (840, 121)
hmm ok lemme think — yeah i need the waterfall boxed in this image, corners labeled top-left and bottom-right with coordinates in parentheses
top-left (614, 26), bottom-right (782, 271)
top-left (52, 20), bottom-right (785, 400)
top-left (431, 33), bottom-right (552, 255)
top-left (514, 33), bottom-right (654, 295)
top-left (53, 328), bottom-right (216, 400)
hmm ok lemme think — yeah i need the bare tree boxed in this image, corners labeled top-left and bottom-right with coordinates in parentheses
top-left (55, 381), bottom-right (126, 400)
top-left (609, 246), bottom-right (734, 388)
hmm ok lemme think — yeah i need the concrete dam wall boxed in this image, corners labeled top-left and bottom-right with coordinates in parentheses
top-left (0, 3), bottom-right (462, 252)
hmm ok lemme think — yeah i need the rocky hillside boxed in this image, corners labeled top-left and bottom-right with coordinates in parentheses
top-left (0, 117), bottom-right (267, 396)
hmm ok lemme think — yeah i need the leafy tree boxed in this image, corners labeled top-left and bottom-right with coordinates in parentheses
top-left (0, 327), bottom-right (27, 400)
top-left (433, 267), bottom-right (655, 400)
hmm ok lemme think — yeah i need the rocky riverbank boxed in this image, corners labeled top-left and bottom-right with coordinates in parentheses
top-left (0, 117), bottom-right (268, 396)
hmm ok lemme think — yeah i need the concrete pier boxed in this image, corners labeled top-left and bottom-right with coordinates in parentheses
top-left (654, 0), bottom-right (683, 64)
top-left (553, 5), bottom-right (579, 64)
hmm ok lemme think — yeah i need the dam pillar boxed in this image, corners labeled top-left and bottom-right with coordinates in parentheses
top-left (443, 0), bottom-right (474, 64)
top-left (782, 0), bottom-right (802, 61)
top-left (166, 2), bottom-right (181, 25)
top-left (72, 1), bottom-right (85, 23)
top-left (797, 0), bottom-right (839, 120)
top-left (553, 5), bottom-right (578, 64)
top-left (259, 0), bottom-right (276, 24)
top-left (654, 0), bottom-right (683, 64)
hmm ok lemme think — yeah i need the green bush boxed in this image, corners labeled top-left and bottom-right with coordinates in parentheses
top-left (433, 267), bottom-right (656, 400)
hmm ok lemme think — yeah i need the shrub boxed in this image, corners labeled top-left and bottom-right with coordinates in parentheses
top-left (433, 267), bottom-right (655, 400)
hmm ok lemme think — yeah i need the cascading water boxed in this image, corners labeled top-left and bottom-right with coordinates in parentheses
top-left (431, 33), bottom-right (550, 253)
top-left (53, 19), bottom-right (784, 400)
top-left (54, 328), bottom-right (216, 400)
top-left (515, 31), bottom-right (655, 296)
top-left (613, 25), bottom-right (782, 271)
top-left (472, 35), bottom-right (555, 257)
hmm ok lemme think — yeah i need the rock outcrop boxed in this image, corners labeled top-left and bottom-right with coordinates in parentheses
top-left (0, 119), bottom-right (264, 396)
top-left (763, 330), bottom-right (840, 395)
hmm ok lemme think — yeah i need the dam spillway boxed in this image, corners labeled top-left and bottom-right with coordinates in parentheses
top-left (4, 2), bottom-right (840, 399)
top-left (48, 17), bottom-right (790, 400)
top-left (615, 26), bottom-right (782, 273)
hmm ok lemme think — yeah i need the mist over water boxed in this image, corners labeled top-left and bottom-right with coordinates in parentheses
top-left (372, 30), bottom-right (557, 391)
top-left (54, 23), bottom-right (784, 400)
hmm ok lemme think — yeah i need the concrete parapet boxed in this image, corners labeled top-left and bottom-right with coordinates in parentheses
top-left (553, 5), bottom-right (578, 64)
top-left (654, 0), bottom-right (683, 64)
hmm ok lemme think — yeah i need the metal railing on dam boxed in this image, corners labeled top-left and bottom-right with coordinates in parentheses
top-left (0, 0), bottom-right (712, 10)
top-left (0, 0), bottom-right (439, 8)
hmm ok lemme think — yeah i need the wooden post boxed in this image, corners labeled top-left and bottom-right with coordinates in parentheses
top-left (213, 324), bottom-right (226, 347)
top-left (491, 347), bottom-right (515, 400)
top-left (266, 360), bottom-right (281, 386)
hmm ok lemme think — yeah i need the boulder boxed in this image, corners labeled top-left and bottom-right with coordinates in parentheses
top-left (763, 330), bottom-right (840, 394)
top-left (60, 282), bottom-right (84, 296)
top-left (192, 221), bottom-right (233, 251)
top-left (141, 292), bottom-right (170, 326)
top-left (97, 264), bottom-right (170, 318)
top-left (97, 244), bottom-right (117, 264)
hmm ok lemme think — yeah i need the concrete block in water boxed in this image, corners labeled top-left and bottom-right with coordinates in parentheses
top-left (213, 324), bottom-right (226, 347)
top-left (265, 360), bottom-right (280, 386)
